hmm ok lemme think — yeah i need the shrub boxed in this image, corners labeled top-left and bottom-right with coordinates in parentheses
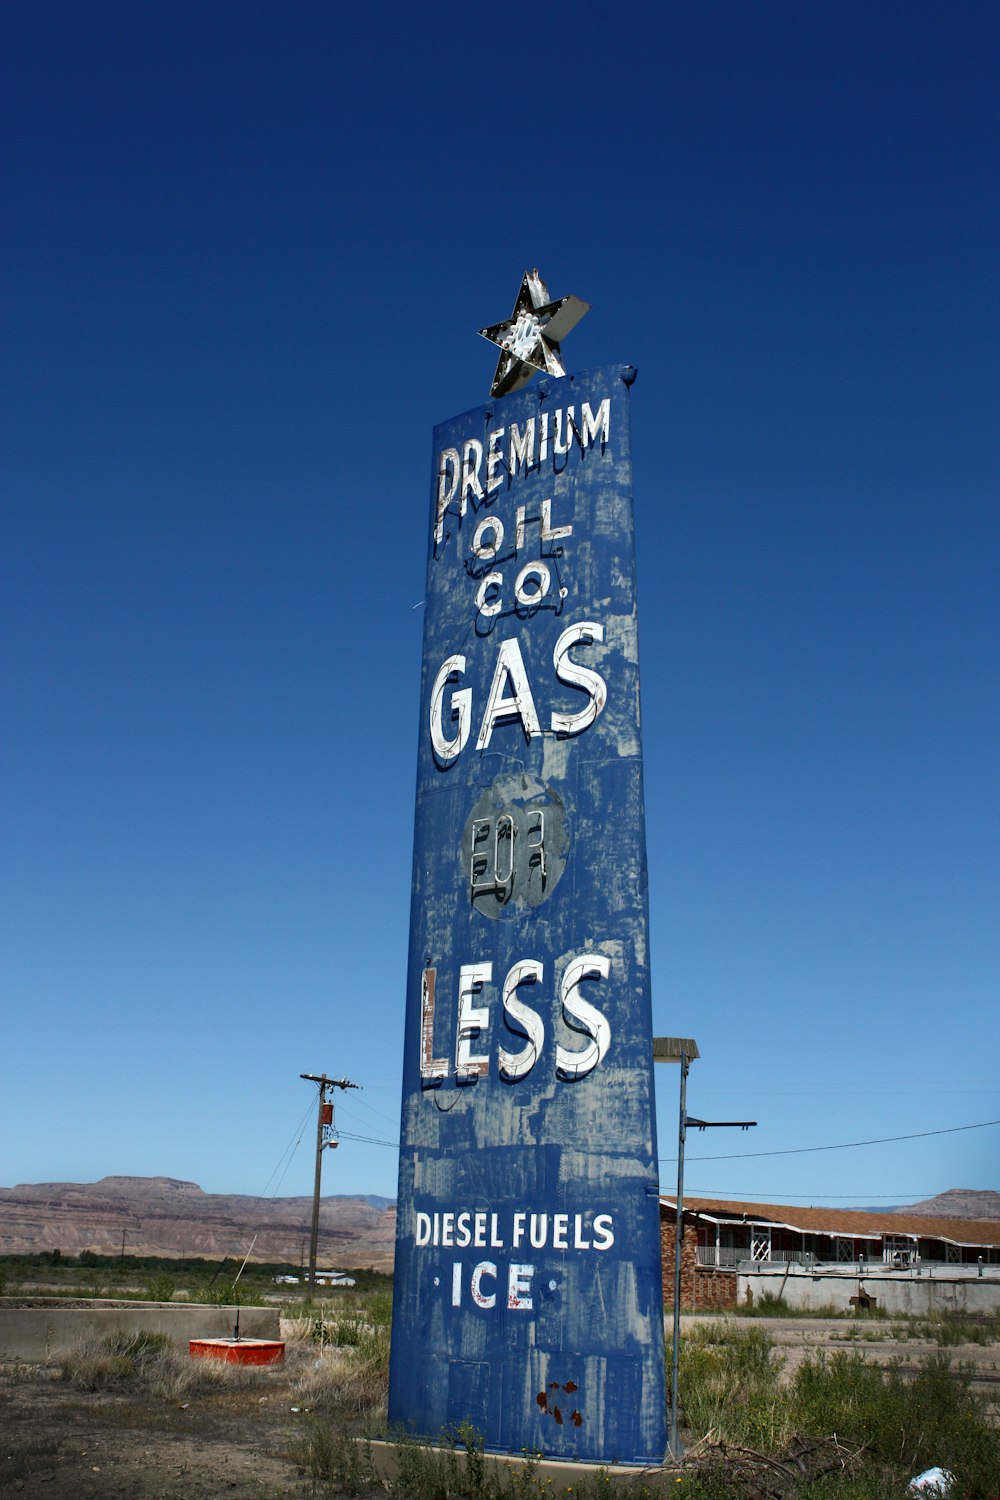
top-left (677, 1320), bottom-right (790, 1451)
top-left (61, 1329), bottom-right (172, 1390)
top-left (743, 1290), bottom-right (790, 1317)
top-left (195, 1277), bottom-right (263, 1307)
top-left (300, 1422), bottom-right (380, 1495)
top-left (676, 1319), bottom-right (1000, 1499)
top-left (793, 1350), bottom-right (999, 1499)
top-left (143, 1272), bottom-right (177, 1303)
top-left (905, 1310), bottom-right (1000, 1347)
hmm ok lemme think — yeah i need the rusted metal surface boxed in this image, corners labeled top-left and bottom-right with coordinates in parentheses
top-left (389, 366), bottom-right (666, 1464)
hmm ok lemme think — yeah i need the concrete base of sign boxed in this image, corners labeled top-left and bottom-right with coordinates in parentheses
top-left (353, 1438), bottom-right (674, 1488)
top-left (189, 1337), bottom-right (285, 1365)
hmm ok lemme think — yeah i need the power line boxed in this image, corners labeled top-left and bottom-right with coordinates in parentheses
top-left (682, 1189), bottom-right (944, 1201)
top-left (255, 1096), bottom-right (315, 1200)
top-left (659, 1115), bottom-right (1000, 1165)
top-left (338, 1095), bottom-right (401, 1129)
top-left (209, 1095), bottom-right (315, 1275)
top-left (337, 1129), bottom-right (399, 1149)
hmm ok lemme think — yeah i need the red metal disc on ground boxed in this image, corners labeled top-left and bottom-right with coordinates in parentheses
top-left (189, 1338), bottom-right (285, 1365)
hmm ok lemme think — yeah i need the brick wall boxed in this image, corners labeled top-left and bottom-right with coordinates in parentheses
top-left (660, 1208), bottom-right (737, 1311)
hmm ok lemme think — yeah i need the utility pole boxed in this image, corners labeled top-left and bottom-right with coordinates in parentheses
top-left (300, 1073), bottom-right (359, 1293)
top-left (119, 1213), bottom-right (139, 1264)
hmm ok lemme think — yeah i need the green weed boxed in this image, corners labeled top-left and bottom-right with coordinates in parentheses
top-left (300, 1423), bottom-right (381, 1494)
top-left (195, 1277), bottom-right (263, 1306)
top-left (676, 1320), bottom-right (790, 1451)
top-left (721, 1297), bottom-right (852, 1321)
top-left (740, 1290), bottom-right (791, 1317)
top-left (675, 1319), bottom-right (999, 1500)
top-left (793, 1349), bottom-right (998, 1498)
top-left (901, 1310), bottom-right (1000, 1346)
top-left (143, 1271), bottom-right (177, 1302)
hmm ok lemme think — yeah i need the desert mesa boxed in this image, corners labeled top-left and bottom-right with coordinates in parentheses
top-left (0, 1176), bottom-right (395, 1271)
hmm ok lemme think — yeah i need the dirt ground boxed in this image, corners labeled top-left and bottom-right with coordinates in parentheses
top-left (0, 1358), bottom-right (315, 1499)
top-left (1, 1317), bottom-right (998, 1498)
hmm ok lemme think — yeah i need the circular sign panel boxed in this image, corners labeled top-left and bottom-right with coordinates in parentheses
top-left (460, 773), bottom-right (569, 920)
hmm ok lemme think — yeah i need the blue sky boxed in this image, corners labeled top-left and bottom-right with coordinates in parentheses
top-left (2, 1), bottom-right (997, 1212)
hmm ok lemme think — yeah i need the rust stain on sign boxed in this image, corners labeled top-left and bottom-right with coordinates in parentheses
top-left (537, 1380), bottom-right (583, 1428)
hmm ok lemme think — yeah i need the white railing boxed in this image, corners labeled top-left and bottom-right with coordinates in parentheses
top-left (694, 1245), bottom-right (992, 1270)
top-left (698, 1247), bottom-right (851, 1269)
top-left (696, 1247), bottom-right (744, 1267)
top-left (696, 1247), bottom-right (815, 1268)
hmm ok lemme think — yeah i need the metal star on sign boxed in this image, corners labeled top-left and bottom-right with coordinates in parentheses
top-left (479, 270), bottom-right (590, 399)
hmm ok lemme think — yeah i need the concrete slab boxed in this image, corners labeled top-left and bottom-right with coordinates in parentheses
top-left (353, 1437), bottom-right (678, 1489)
top-left (0, 1300), bottom-right (279, 1361)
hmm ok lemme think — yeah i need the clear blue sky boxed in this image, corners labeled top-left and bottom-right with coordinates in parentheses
top-left (2, 1), bottom-right (997, 1212)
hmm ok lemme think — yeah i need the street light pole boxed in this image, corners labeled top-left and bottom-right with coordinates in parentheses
top-left (670, 1048), bottom-right (691, 1461)
top-left (652, 1037), bottom-right (756, 1462)
top-left (653, 1037), bottom-right (700, 1461)
top-left (300, 1073), bottom-right (359, 1293)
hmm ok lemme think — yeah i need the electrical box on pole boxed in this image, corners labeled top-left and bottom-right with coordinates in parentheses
top-left (300, 1073), bottom-right (359, 1291)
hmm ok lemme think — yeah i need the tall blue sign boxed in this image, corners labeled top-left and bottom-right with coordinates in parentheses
top-left (390, 365), bottom-right (666, 1465)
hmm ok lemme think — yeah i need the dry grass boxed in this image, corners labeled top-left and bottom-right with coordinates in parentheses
top-left (61, 1329), bottom-right (279, 1398)
top-left (282, 1301), bottom-right (391, 1423)
top-left (288, 1343), bottom-right (387, 1420)
top-left (60, 1329), bottom-right (173, 1391)
top-left (58, 1316), bottom-right (390, 1424)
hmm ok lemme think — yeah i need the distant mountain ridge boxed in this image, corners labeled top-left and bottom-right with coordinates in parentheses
top-left (893, 1188), bottom-right (1000, 1221)
top-left (2, 1179), bottom-right (995, 1270)
top-left (0, 1176), bottom-right (396, 1270)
